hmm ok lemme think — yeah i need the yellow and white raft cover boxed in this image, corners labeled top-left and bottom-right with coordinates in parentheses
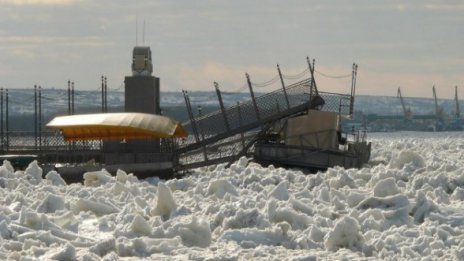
top-left (46, 112), bottom-right (188, 141)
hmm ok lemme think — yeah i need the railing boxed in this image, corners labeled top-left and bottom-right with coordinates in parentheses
top-left (178, 133), bottom-right (257, 169)
top-left (319, 92), bottom-right (352, 114)
top-left (0, 131), bottom-right (102, 152)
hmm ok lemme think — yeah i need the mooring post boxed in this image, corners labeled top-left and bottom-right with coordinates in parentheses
top-left (277, 64), bottom-right (290, 109)
top-left (214, 82), bottom-right (230, 132)
top-left (246, 73), bottom-right (261, 121)
top-left (236, 101), bottom-right (246, 149)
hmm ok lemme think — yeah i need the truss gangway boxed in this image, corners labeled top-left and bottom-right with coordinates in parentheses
top-left (176, 82), bottom-right (353, 171)
top-left (175, 62), bottom-right (355, 171)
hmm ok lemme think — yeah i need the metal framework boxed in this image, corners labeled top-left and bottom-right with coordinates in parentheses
top-left (0, 59), bottom-right (356, 173)
top-left (177, 60), bottom-right (354, 170)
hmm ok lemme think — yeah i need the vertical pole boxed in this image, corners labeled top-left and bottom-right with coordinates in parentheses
top-left (5, 89), bottom-right (8, 151)
top-left (236, 102), bottom-right (245, 149)
top-left (197, 106), bottom-right (206, 141)
top-left (350, 63), bottom-right (358, 116)
top-left (104, 76), bottom-right (108, 112)
top-left (99, 76), bottom-right (104, 151)
top-left (339, 99), bottom-right (342, 116)
top-left (197, 105), bottom-right (208, 161)
top-left (307, 57), bottom-right (319, 96)
top-left (0, 88), bottom-right (3, 152)
top-left (67, 80), bottom-right (71, 115)
top-left (38, 86), bottom-right (42, 149)
top-left (34, 85), bottom-right (37, 150)
top-left (67, 81), bottom-right (71, 151)
top-left (70, 82), bottom-right (75, 151)
top-left (101, 76), bottom-right (104, 112)
top-left (214, 81), bottom-right (230, 132)
top-left (183, 90), bottom-right (200, 144)
top-left (277, 64), bottom-right (290, 109)
top-left (246, 73), bottom-right (260, 121)
top-left (71, 82), bottom-right (75, 115)
top-left (350, 63), bottom-right (355, 97)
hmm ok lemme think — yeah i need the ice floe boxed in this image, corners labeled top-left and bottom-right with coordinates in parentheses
top-left (0, 132), bottom-right (463, 259)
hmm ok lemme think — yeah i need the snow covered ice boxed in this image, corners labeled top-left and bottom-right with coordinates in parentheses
top-left (1, 132), bottom-right (464, 260)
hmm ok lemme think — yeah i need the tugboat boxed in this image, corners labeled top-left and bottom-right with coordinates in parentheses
top-left (253, 109), bottom-right (371, 171)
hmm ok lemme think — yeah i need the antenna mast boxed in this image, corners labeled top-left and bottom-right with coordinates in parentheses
top-left (143, 20), bottom-right (145, 45)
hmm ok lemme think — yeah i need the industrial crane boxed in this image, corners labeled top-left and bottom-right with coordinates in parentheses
top-left (397, 87), bottom-right (412, 120)
top-left (432, 85), bottom-right (443, 119)
top-left (432, 85), bottom-right (448, 131)
top-left (452, 85), bottom-right (462, 130)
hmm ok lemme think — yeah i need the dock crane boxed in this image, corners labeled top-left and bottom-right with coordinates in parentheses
top-left (453, 85), bottom-right (462, 130)
top-left (432, 85), bottom-right (443, 119)
top-left (432, 85), bottom-right (447, 130)
top-left (397, 87), bottom-right (412, 120)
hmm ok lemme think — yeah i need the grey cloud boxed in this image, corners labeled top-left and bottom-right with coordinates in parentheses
top-left (0, 0), bottom-right (462, 98)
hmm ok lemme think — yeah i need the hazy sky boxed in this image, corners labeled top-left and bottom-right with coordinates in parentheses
top-left (0, 0), bottom-right (462, 98)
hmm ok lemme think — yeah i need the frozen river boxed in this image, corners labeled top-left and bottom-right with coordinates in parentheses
top-left (1, 131), bottom-right (464, 260)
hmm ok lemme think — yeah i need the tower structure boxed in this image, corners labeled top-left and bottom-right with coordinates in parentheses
top-left (104, 46), bottom-right (161, 157)
top-left (124, 46), bottom-right (160, 114)
top-left (124, 46), bottom-right (160, 153)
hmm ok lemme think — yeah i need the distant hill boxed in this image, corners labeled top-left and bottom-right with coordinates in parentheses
top-left (2, 88), bottom-right (461, 131)
top-left (354, 95), bottom-right (460, 116)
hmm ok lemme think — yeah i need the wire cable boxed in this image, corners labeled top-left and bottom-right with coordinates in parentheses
top-left (251, 75), bottom-right (280, 88)
top-left (8, 95), bottom-right (35, 106)
top-left (282, 68), bottom-right (309, 80)
top-left (109, 81), bottom-right (125, 91)
top-left (315, 70), bottom-right (352, 79)
top-left (228, 83), bottom-right (248, 93)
